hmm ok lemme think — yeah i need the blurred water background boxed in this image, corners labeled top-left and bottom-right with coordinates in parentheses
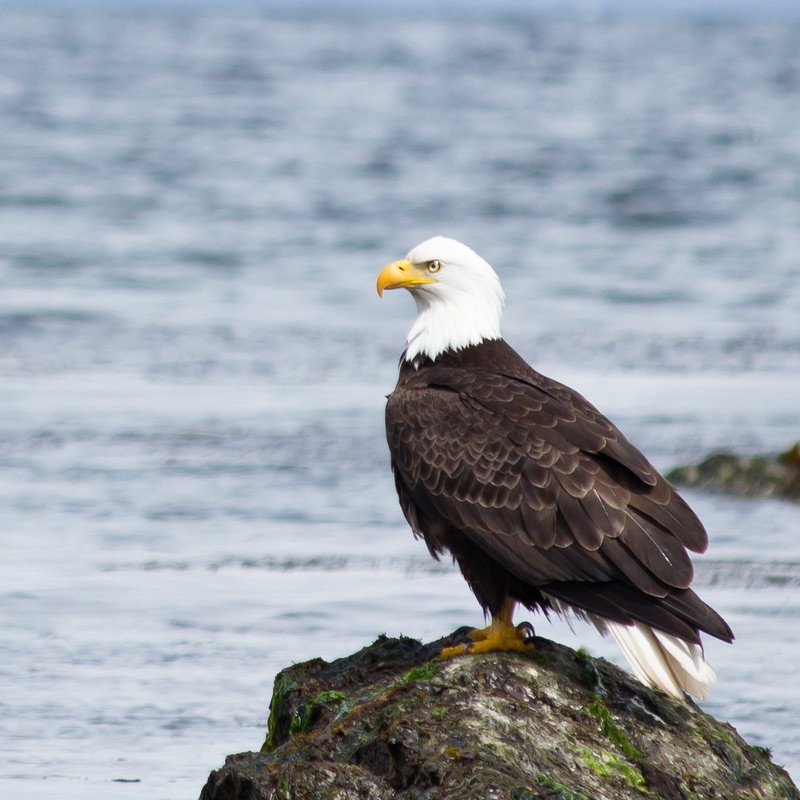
top-left (1, 7), bottom-right (800, 799)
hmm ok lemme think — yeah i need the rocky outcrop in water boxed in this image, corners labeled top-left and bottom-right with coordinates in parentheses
top-left (199, 633), bottom-right (799, 800)
top-left (667, 441), bottom-right (800, 501)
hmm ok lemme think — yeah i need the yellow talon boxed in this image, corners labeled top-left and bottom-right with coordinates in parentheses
top-left (440, 598), bottom-right (534, 659)
top-left (466, 626), bottom-right (490, 643)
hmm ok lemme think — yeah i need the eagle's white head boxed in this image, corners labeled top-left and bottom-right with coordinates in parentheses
top-left (377, 236), bottom-right (505, 363)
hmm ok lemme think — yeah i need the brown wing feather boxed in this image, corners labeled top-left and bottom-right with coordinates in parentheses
top-left (386, 350), bottom-right (709, 609)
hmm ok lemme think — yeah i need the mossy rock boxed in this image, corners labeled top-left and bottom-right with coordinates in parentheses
top-left (199, 633), bottom-right (799, 800)
top-left (667, 441), bottom-right (800, 501)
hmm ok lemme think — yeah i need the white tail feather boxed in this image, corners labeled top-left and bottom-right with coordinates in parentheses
top-left (603, 620), bottom-right (716, 700)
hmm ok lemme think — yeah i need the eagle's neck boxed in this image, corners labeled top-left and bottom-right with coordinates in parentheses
top-left (402, 284), bottom-right (504, 364)
top-left (400, 338), bottom-right (530, 379)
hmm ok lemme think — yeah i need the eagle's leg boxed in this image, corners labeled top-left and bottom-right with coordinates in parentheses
top-left (440, 597), bottom-right (533, 659)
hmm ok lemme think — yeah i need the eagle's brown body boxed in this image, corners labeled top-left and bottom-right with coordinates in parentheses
top-left (386, 338), bottom-right (733, 649)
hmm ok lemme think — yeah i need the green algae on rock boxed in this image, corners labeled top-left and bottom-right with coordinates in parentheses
top-left (199, 634), bottom-right (799, 800)
top-left (667, 442), bottom-right (800, 501)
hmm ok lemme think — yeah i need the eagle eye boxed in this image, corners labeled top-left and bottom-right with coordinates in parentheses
top-left (427, 260), bottom-right (442, 273)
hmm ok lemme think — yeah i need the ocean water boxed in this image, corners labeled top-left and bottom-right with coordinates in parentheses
top-left (1, 9), bottom-right (800, 799)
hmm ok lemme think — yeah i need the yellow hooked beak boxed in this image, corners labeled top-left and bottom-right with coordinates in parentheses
top-left (376, 259), bottom-right (437, 298)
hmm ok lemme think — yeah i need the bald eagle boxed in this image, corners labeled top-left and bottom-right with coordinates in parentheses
top-left (377, 236), bottom-right (733, 699)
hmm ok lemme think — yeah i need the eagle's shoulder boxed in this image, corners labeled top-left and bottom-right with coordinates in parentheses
top-left (388, 339), bottom-right (656, 490)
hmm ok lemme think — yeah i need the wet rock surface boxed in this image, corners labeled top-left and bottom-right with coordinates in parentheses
top-left (667, 442), bottom-right (800, 501)
top-left (199, 633), bottom-right (799, 800)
